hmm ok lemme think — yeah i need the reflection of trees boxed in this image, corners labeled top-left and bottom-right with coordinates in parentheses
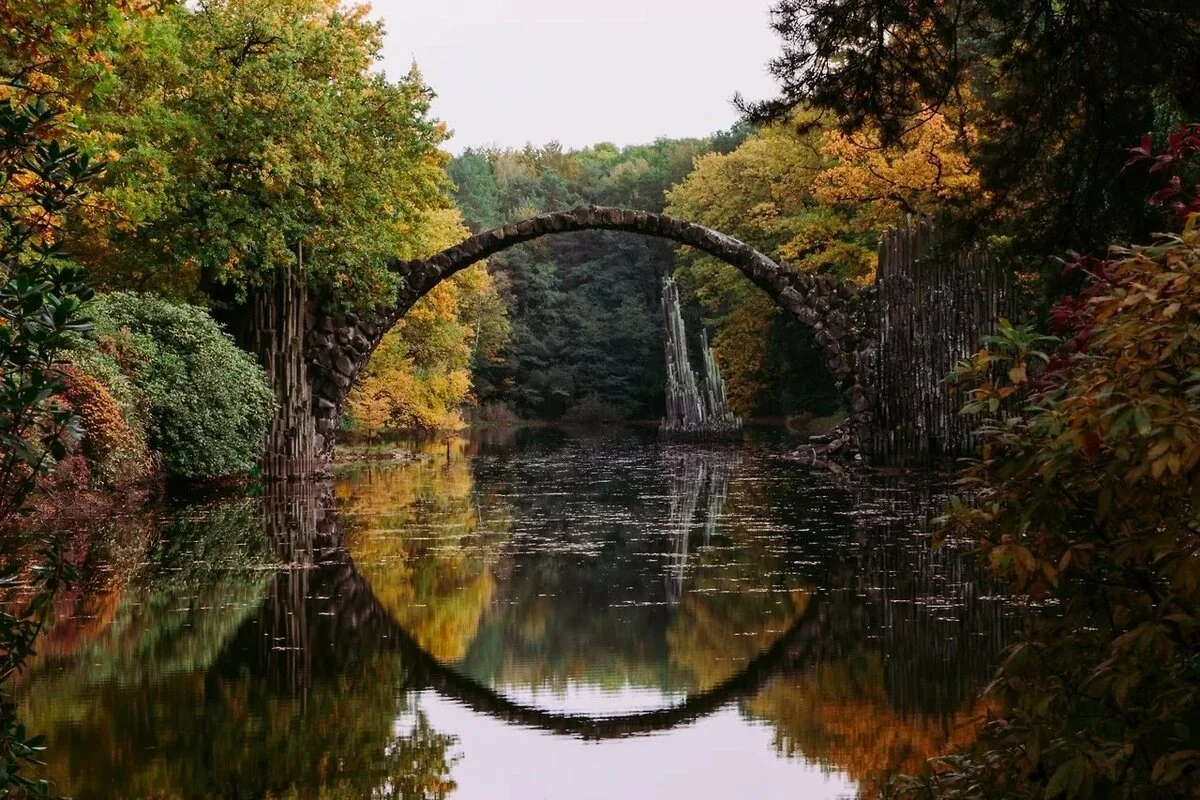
top-left (737, 476), bottom-right (1014, 796)
top-left (842, 479), bottom-right (1011, 718)
top-left (747, 657), bottom-right (988, 794)
top-left (35, 512), bottom-right (156, 661)
top-left (378, 431), bottom-right (1009, 770)
top-left (337, 438), bottom-right (509, 663)
top-left (446, 439), bottom-right (803, 698)
top-left (21, 486), bottom-right (459, 800)
top-left (32, 650), bottom-right (454, 799)
top-left (22, 499), bottom-right (272, 696)
top-left (19, 435), bottom-right (1019, 799)
top-left (453, 433), bottom-right (690, 693)
top-left (664, 459), bottom-right (815, 692)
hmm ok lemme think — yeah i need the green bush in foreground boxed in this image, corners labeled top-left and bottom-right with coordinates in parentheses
top-left (86, 293), bottom-right (274, 479)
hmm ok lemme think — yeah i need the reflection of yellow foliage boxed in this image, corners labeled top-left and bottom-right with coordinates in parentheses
top-left (337, 441), bottom-right (508, 663)
top-left (747, 658), bottom-right (988, 797)
top-left (668, 588), bottom-right (811, 692)
top-left (664, 477), bottom-right (814, 691)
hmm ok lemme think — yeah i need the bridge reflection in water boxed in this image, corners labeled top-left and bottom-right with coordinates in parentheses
top-left (18, 430), bottom-right (1015, 799)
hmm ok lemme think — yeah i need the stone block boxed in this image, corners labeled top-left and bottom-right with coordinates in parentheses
top-left (796, 307), bottom-right (820, 327)
top-left (459, 236), bottom-right (484, 257)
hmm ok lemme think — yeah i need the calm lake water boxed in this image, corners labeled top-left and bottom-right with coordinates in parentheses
top-left (17, 427), bottom-right (1013, 799)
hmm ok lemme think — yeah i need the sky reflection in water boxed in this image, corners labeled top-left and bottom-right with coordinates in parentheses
top-left (17, 427), bottom-right (1013, 799)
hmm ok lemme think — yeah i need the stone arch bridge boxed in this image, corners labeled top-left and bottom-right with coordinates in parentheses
top-left (304, 206), bottom-right (875, 463)
top-left (281, 206), bottom-right (1017, 474)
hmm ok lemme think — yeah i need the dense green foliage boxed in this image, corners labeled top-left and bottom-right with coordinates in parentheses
top-left (449, 140), bottom-right (718, 420)
top-left (73, 0), bottom-right (451, 309)
top-left (79, 293), bottom-right (273, 479)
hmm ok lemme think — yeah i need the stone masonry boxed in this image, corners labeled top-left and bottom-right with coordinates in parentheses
top-left (304, 206), bottom-right (877, 459)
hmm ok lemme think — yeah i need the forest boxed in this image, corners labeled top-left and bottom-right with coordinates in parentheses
top-left (1, 0), bottom-right (1199, 797)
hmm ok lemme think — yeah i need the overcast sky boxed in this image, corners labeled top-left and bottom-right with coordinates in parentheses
top-left (368, 0), bottom-right (780, 153)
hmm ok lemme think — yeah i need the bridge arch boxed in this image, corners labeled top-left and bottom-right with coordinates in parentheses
top-left (330, 546), bottom-right (840, 740)
top-left (384, 594), bottom-right (835, 740)
top-left (256, 482), bottom-right (843, 741)
top-left (306, 206), bottom-right (876, 458)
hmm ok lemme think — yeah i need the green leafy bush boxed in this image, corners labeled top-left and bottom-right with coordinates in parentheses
top-left (86, 293), bottom-right (274, 479)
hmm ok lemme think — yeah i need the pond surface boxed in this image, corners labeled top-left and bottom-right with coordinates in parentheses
top-left (17, 427), bottom-right (1012, 799)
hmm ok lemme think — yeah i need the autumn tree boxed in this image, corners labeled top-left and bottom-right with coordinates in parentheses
top-left (812, 102), bottom-right (985, 227)
top-left (744, 0), bottom-right (1200, 255)
top-left (885, 128), bottom-right (1200, 797)
top-left (339, 444), bottom-right (508, 663)
top-left (345, 210), bottom-right (509, 435)
top-left (40, 0), bottom-right (469, 471)
top-left (73, 0), bottom-right (450, 308)
top-left (0, 0), bottom-right (154, 251)
top-left (0, 0), bottom-right (150, 114)
top-left (664, 120), bottom-right (868, 416)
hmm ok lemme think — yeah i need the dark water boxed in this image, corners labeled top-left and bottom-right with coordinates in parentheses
top-left (17, 427), bottom-right (1013, 799)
